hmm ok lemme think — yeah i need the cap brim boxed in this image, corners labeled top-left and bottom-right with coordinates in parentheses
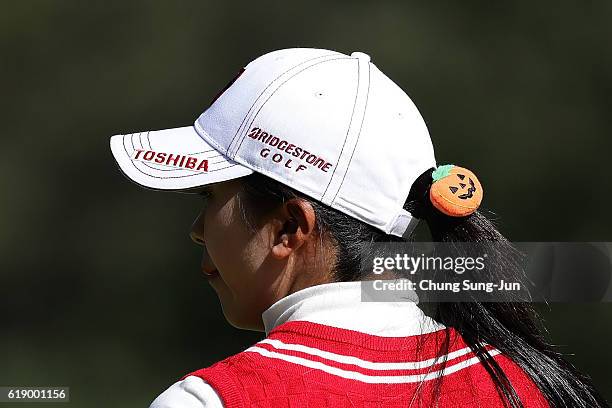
top-left (110, 126), bottom-right (253, 191)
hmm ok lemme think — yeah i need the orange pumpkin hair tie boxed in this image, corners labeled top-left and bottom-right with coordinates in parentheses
top-left (429, 164), bottom-right (483, 217)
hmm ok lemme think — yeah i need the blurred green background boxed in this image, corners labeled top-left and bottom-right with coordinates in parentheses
top-left (1, 1), bottom-right (611, 407)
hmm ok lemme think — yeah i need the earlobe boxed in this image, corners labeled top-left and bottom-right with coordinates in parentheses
top-left (271, 218), bottom-right (299, 259)
top-left (271, 233), bottom-right (293, 259)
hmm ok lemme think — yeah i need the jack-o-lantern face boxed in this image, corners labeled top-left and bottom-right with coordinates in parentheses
top-left (429, 165), bottom-right (483, 217)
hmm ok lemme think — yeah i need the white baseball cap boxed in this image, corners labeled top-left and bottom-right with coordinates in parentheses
top-left (110, 48), bottom-right (437, 237)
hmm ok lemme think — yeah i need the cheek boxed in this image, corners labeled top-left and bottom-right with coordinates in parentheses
top-left (204, 202), bottom-right (274, 328)
top-left (204, 199), bottom-right (262, 294)
top-left (204, 206), bottom-right (239, 267)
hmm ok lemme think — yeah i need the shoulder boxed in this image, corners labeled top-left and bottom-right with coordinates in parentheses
top-left (149, 376), bottom-right (224, 408)
top-left (436, 334), bottom-right (550, 408)
top-left (486, 352), bottom-right (550, 407)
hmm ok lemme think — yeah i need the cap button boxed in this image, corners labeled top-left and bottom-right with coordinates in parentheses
top-left (351, 51), bottom-right (371, 63)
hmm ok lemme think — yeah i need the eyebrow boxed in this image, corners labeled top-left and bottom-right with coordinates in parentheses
top-left (198, 186), bottom-right (213, 196)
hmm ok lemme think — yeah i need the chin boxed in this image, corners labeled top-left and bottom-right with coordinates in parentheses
top-left (221, 306), bottom-right (264, 332)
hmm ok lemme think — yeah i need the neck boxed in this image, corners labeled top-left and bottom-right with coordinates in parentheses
top-left (262, 281), bottom-right (444, 336)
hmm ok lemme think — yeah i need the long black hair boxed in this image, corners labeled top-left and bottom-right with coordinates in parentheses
top-left (235, 170), bottom-right (608, 408)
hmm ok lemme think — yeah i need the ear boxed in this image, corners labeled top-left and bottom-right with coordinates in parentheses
top-left (270, 198), bottom-right (317, 259)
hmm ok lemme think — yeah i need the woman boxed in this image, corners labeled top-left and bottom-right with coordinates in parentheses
top-left (110, 48), bottom-right (607, 407)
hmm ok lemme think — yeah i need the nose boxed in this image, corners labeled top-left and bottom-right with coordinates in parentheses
top-left (190, 211), bottom-right (217, 275)
top-left (189, 211), bottom-right (206, 246)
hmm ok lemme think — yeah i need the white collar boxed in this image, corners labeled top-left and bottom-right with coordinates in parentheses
top-left (262, 281), bottom-right (444, 336)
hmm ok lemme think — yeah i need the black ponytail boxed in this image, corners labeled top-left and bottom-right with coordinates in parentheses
top-left (238, 170), bottom-right (609, 408)
top-left (404, 167), bottom-right (608, 408)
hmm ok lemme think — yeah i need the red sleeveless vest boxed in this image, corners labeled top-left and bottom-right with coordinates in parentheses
top-left (182, 321), bottom-right (548, 407)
